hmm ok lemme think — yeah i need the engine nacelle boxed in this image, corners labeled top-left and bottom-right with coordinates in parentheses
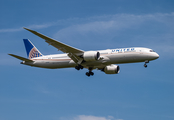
top-left (104, 65), bottom-right (120, 74)
top-left (83, 51), bottom-right (100, 61)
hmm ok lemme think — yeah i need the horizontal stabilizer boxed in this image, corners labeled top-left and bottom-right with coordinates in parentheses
top-left (8, 54), bottom-right (33, 62)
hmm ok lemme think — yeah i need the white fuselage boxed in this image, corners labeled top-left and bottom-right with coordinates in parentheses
top-left (23, 47), bottom-right (159, 69)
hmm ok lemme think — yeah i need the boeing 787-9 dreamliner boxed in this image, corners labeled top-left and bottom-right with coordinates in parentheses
top-left (9, 28), bottom-right (159, 77)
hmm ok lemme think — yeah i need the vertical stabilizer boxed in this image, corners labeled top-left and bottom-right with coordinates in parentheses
top-left (23, 39), bottom-right (42, 59)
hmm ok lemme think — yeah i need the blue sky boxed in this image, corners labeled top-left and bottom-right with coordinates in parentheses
top-left (0, 0), bottom-right (174, 120)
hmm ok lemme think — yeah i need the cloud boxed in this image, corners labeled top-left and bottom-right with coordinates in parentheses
top-left (2, 13), bottom-right (174, 58)
top-left (53, 14), bottom-right (145, 41)
top-left (0, 23), bottom-right (54, 33)
top-left (74, 115), bottom-right (111, 120)
top-left (52, 13), bottom-right (174, 58)
top-left (0, 27), bottom-right (23, 32)
top-left (36, 86), bottom-right (51, 94)
top-left (60, 115), bottom-right (123, 120)
top-left (26, 23), bottom-right (54, 29)
top-left (2, 12), bottom-right (174, 33)
top-left (53, 13), bottom-right (174, 40)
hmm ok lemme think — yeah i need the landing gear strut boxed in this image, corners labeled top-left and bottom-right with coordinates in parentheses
top-left (144, 60), bottom-right (149, 68)
top-left (86, 67), bottom-right (94, 77)
top-left (75, 65), bottom-right (83, 70)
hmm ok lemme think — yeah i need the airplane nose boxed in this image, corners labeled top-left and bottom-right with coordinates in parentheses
top-left (155, 53), bottom-right (159, 59)
top-left (148, 52), bottom-right (159, 60)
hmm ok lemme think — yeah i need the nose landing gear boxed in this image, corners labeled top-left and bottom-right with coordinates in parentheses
top-left (144, 60), bottom-right (149, 68)
top-left (144, 64), bottom-right (147, 68)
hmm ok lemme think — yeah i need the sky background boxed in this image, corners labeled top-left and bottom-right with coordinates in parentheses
top-left (0, 0), bottom-right (174, 120)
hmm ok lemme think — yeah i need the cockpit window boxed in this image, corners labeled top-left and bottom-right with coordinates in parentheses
top-left (150, 50), bottom-right (155, 52)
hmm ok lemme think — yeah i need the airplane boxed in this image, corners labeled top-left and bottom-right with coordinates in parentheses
top-left (9, 28), bottom-right (159, 77)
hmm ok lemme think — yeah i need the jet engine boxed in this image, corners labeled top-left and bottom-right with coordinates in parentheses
top-left (83, 51), bottom-right (100, 61)
top-left (104, 65), bottom-right (120, 74)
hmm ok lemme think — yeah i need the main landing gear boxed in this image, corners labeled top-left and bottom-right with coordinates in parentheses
top-left (75, 65), bottom-right (83, 70)
top-left (75, 65), bottom-right (94, 77)
top-left (144, 60), bottom-right (149, 68)
top-left (86, 71), bottom-right (94, 77)
top-left (86, 68), bottom-right (94, 77)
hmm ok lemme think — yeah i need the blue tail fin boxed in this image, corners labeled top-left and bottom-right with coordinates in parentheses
top-left (23, 39), bottom-right (43, 59)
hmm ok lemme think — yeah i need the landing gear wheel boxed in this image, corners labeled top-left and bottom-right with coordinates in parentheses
top-left (86, 72), bottom-right (90, 77)
top-left (75, 65), bottom-right (83, 70)
top-left (86, 67), bottom-right (94, 77)
top-left (144, 64), bottom-right (147, 68)
top-left (75, 66), bottom-right (80, 70)
top-left (89, 71), bottom-right (94, 76)
top-left (86, 72), bottom-right (94, 77)
top-left (144, 60), bottom-right (149, 68)
top-left (80, 65), bottom-right (83, 69)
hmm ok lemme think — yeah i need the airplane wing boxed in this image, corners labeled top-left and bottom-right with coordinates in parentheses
top-left (8, 54), bottom-right (33, 62)
top-left (24, 28), bottom-right (84, 54)
top-left (24, 28), bottom-right (84, 64)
